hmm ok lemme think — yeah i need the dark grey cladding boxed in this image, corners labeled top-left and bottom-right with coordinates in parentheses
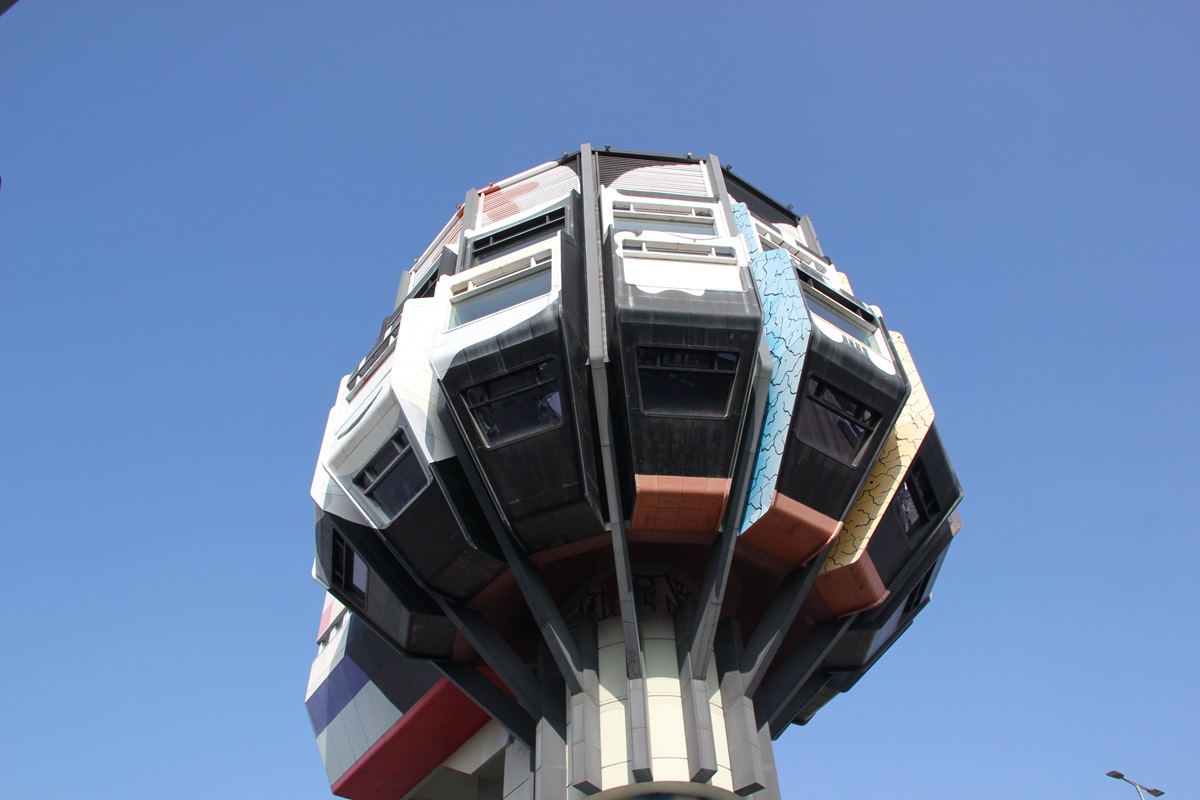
top-left (437, 202), bottom-right (605, 553)
top-left (341, 614), bottom-right (443, 714)
top-left (785, 426), bottom-right (963, 727)
top-left (776, 319), bottom-right (909, 522)
top-left (600, 229), bottom-right (761, 486)
top-left (315, 510), bottom-right (458, 659)
top-left (378, 451), bottom-right (507, 602)
top-left (862, 424), bottom-right (962, 588)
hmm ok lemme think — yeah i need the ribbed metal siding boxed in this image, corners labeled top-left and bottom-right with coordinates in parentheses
top-left (598, 154), bottom-right (709, 197)
top-left (724, 173), bottom-right (798, 227)
top-left (479, 164), bottom-right (580, 227)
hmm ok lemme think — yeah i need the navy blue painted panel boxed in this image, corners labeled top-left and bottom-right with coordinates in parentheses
top-left (305, 656), bottom-right (371, 736)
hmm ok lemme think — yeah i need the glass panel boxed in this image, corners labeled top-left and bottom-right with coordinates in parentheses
top-left (716, 352), bottom-right (738, 371)
top-left (450, 267), bottom-right (552, 328)
top-left (805, 292), bottom-right (876, 348)
top-left (814, 382), bottom-right (875, 424)
top-left (350, 552), bottom-right (369, 599)
top-left (471, 381), bottom-right (563, 447)
top-left (795, 400), bottom-right (869, 464)
top-left (367, 450), bottom-right (427, 518)
top-left (614, 217), bottom-right (717, 236)
top-left (484, 367), bottom-right (537, 399)
top-left (640, 369), bottom-right (734, 417)
top-left (660, 349), bottom-right (714, 369)
top-left (896, 480), bottom-right (924, 532)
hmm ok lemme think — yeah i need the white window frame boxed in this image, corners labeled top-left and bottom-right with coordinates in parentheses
top-left (445, 238), bottom-right (559, 330)
top-left (803, 286), bottom-right (891, 360)
top-left (602, 187), bottom-right (728, 238)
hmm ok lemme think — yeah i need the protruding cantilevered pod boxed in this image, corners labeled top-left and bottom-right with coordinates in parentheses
top-left (305, 147), bottom-right (964, 800)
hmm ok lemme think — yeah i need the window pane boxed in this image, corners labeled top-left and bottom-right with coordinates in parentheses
top-left (614, 217), bottom-right (717, 236)
top-left (813, 382), bottom-right (875, 424)
top-left (805, 293), bottom-right (875, 348)
top-left (361, 440), bottom-right (400, 482)
top-left (450, 268), bottom-right (552, 328)
top-left (471, 381), bottom-right (563, 447)
top-left (796, 400), bottom-right (869, 464)
top-left (896, 480), bottom-right (924, 532)
top-left (350, 552), bottom-right (369, 599)
top-left (485, 366), bottom-right (537, 399)
top-left (660, 349), bottom-right (714, 369)
top-left (367, 449), bottom-right (427, 518)
top-left (640, 369), bottom-right (735, 417)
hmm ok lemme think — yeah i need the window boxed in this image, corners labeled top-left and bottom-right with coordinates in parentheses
top-left (353, 429), bottom-right (427, 519)
top-left (464, 359), bottom-right (564, 447)
top-left (345, 309), bottom-right (403, 394)
top-left (896, 461), bottom-right (940, 536)
top-left (612, 201), bottom-right (718, 236)
top-left (636, 346), bottom-right (738, 418)
top-left (756, 222), bottom-right (829, 276)
top-left (620, 239), bottom-right (738, 262)
top-left (331, 531), bottom-right (368, 609)
top-left (903, 566), bottom-right (934, 615)
top-left (803, 289), bottom-right (880, 352)
top-left (794, 379), bottom-right (879, 465)
top-left (471, 207), bottom-right (565, 265)
top-left (449, 252), bottom-right (553, 328)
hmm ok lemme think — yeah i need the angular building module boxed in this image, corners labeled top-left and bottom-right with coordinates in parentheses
top-left (306, 147), bottom-right (963, 800)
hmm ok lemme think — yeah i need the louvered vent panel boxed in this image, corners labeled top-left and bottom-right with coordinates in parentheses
top-left (480, 165), bottom-right (580, 227)
top-left (725, 174), bottom-right (797, 227)
top-left (443, 216), bottom-right (462, 246)
top-left (598, 155), bottom-right (710, 197)
top-left (611, 164), bottom-right (709, 196)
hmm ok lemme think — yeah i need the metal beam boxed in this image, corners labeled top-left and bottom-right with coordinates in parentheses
top-left (437, 662), bottom-right (537, 749)
top-left (580, 142), bottom-right (652, 783)
top-left (756, 616), bottom-right (854, 738)
top-left (739, 547), bottom-right (830, 698)
top-left (436, 602), bottom-right (542, 720)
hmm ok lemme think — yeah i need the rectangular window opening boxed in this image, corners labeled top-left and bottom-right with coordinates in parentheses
top-left (464, 359), bottom-right (564, 448)
top-left (471, 208), bottom-right (565, 265)
top-left (449, 254), bottom-right (553, 328)
top-left (353, 429), bottom-right (427, 519)
top-left (794, 379), bottom-right (879, 465)
top-left (903, 566), bottom-right (934, 615)
top-left (331, 530), bottom-right (368, 609)
top-left (636, 346), bottom-right (739, 418)
top-left (804, 289), bottom-right (878, 351)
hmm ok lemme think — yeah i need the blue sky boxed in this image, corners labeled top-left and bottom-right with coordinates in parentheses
top-left (2, 2), bottom-right (1196, 799)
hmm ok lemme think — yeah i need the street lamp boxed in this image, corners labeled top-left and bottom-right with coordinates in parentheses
top-left (1107, 770), bottom-right (1165, 798)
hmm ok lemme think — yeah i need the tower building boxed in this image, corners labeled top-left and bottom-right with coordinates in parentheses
top-left (305, 147), bottom-right (963, 800)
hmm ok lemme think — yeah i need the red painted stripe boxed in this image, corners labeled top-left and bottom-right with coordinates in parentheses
top-left (330, 677), bottom-right (491, 800)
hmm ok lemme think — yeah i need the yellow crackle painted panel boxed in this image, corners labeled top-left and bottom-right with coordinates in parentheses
top-left (820, 331), bottom-right (935, 572)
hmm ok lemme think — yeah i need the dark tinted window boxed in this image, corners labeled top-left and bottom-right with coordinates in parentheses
top-left (471, 207), bottom-right (565, 265)
top-left (795, 379), bottom-right (879, 465)
top-left (903, 566), bottom-right (934, 615)
top-left (354, 429), bottom-right (427, 519)
top-left (637, 346), bottom-right (738, 418)
top-left (896, 460), bottom-right (940, 539)
top-left (465, 360), bottom-right (563, 448)
top-left (331, 530), bottom-right (367, 608)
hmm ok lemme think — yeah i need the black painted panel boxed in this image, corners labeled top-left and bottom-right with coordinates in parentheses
top-left (602, 229), bottom-right (762, 483)
top-left (315, 509), bottom-right (457, 659)
top-left (776, 332), bottom-right (908, 520)
top-left (439, 227), bottom-right (605, 552)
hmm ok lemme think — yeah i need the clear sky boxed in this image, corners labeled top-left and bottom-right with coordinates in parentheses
top-left (2, 2), bottom-right (1196, 799)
